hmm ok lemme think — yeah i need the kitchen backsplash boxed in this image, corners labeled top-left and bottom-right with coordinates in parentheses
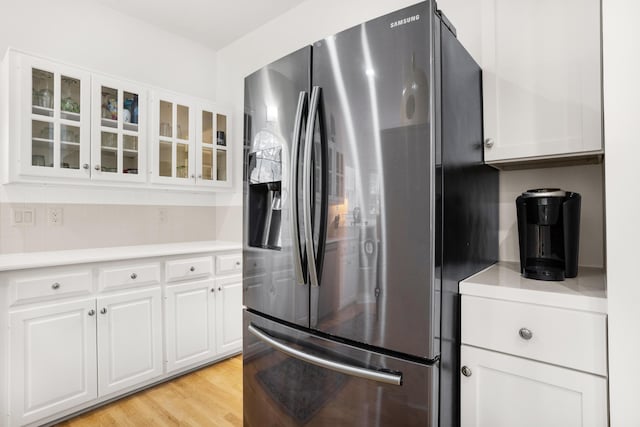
top-left (0, 204), bottom-right (241, 254)
top-left (498, 163), bottom-right (605, 268)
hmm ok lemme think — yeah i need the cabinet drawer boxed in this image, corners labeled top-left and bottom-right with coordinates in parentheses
top-left (216, 253), bottom-right (242, 275)
top-left (461, 296), bottom-right (607, 376)
top-left (10, 270), bottom-right (92, 306)
top-left (99, 263), bottom-right (160, 291)
top-left (166, 257), bottom-right (213, 282)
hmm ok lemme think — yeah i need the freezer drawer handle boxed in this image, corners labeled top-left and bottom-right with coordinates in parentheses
top-left (248, 324), bottom-right (402, 386)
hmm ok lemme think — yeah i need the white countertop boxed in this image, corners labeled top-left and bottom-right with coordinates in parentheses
top-left (0, 240), bottom-right (242, 272)
top-left (460, 262), bottom-right (607, 314)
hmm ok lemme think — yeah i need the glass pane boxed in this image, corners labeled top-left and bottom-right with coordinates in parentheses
top-left (202, 111), bottom-right (213, 144)
top-left (101, 86), bottom-right (118, 127)
top-left (202, 147), bottom-right (213, 180)
top-left (32, 121), bottom-right (53, 167)
top-left (123, 134), bottom-right (138, 151)
top-left (159, 141), bottom-right (172, 177)
top-left (177, 104), bottom-right (189, 140)
top-left (61, 124), bottom-right (79, 143)
top-left (176, 143), bottom-right (189, 178)
top-left (123, 91), bottom-right (139, 131)
top-left (216, 114), bottom-right (227, 146)
top-left (61, 144), bottom-right (80, 169)
top-left (101, 131), bottom-right (117, 173)
top-left (217, 149), bottom-right (227, 181)
top-left (160, 101), bottom-right (173, 137)
top-left (61, 76), bottom-right (81, 121)
top-left (32, 68), bottom-right (54, 116)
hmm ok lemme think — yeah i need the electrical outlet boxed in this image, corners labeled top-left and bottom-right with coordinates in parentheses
top-left (47, 207), bottom-right (63, 226)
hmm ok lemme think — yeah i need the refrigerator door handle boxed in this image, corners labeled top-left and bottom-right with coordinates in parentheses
top-left (290, 91), bottom-right (307, 285)
top-left (303, 86), bottom-right (321, 288)
top-left (248, 324), bottom-right (403, 386)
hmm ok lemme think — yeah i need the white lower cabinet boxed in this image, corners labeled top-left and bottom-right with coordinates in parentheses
top-left (9, 299), bottom-right (98, 426)
top-left (3, 248), bottom-right (242, 426)
top-left (215, 276), bottom-right (242, 354)
top-left (461, 345), bottom-right (608, 427)
top-left (97, 288), bottom-right (163, 396)
top-left (165, 279), bottom-right (216, 373)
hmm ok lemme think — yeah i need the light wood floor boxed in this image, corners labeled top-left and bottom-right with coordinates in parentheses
top-left (56, 355), bottom-right (243, 427)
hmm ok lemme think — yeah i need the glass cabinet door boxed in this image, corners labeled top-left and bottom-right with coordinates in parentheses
top-left (24, 56), bottom-right (90, 179)
top-left (195, 105), bottom-right (230, 187)
top-left (91, 76), bottom-right (146, 181)
top-left (154, 92), bottom-right (196, 185)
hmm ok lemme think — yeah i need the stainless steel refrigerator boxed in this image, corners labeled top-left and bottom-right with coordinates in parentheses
top-left (242, 1), bottom-right (498, 425)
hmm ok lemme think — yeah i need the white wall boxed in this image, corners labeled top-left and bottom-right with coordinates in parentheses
top-left (0, 0), bottom-right (221, 252)
top-left (0, 0), bottom-right (217, 99)
top-left (603, 0), bottom-right (640, 425)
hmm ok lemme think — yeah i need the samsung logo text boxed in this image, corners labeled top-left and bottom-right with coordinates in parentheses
top-left (390, 14), bottom-right (420, 28)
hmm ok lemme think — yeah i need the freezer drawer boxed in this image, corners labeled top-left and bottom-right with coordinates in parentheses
top-left (243, 310), bottom-right (437, 427)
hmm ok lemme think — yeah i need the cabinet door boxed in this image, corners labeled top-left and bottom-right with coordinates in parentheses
top-left (9, 299), bottom-right (97, 426)
top-left (215, 276), bottom-right (243, 354)
top-left (196, 105), bottom-right (231, 188)
top-left (91, 75), bottom-right (147, 182)
top-left (165, 279), bottom-right (216, 373)
top-left (481, 0), bottom-right (602, 162)
top-left (460, 345), bottom-right (608, 427)
top-left (19, 54), bottom-right (91, 179)
top-left (151, 91), bottom-right (197, 185)
top-left (97, 287), bottom-right (163, 397)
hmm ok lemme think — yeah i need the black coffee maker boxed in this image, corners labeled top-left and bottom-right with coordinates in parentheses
top-left (516, 189), bottom-right (581, 281)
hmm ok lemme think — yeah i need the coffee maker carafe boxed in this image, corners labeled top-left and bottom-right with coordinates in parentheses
top-left (516, 189), bottom-right (581, 281)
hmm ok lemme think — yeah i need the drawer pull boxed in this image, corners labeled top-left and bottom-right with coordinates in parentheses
top-left (100, 307), bottom-right (108, 315)
top-left (519, 328), bottom-right (533, 340)
top-left (190, 266), bottom-right (196, 272)
top-left (130, 273), bottom-right (137, 280)
top-left (461, 366), bottom-right (472, 377)
top-left (88, 309), bottom-right (95, 316)
top-left (51, 282), bottom-right (61, 290)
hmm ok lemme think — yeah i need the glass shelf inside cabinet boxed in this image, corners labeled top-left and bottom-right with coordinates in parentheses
top-left (217, 149), bottom-right (227, 181)
top-left (123, 134), bottom-right (139, 175)
top-left (31, 120), bottom-right (53, 167)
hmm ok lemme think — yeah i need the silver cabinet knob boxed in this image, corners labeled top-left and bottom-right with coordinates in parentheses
top-left (519, 328), bottom-right (533, 340)
top-left (461, 366), bottom-right (472, 377)
top-left (82, 163), bottom-right (89, 170)
top-left (100, 307), bottom-right (107, 314)
top-left (94, 164), bottom-right (101, 171)
top-left (51, 282), bottom-right (61, 290)
top-left (211, 288), bottom-right (215, 293)
top-left (130, 273), bottom-right (137, 279)
top-left (484, 138), bottom-right (494, 148)
top-left (235, 261), bottom-right (241, 266)
top-left (198, 174), bottom-right (202, 179)
top-left (218, 286), bottom-right (222, 292)
top-left (190, 174), bottom-right (195, 179)
top-left (190, 266), bottom-right (195, 272)
top-left (88, 309), bottom-right (96, 316)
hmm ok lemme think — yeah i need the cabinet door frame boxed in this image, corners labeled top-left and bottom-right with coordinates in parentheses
top-left (91, 74), bottom-right (148, 183)
top-left (195, 101), bottom-right (232, 188)
top-left (18, 54), bottom-right (92, 180)
top-left (9, 298), bottom-right (97, 426)
top-left (481, 0), bottom-right (603, 163)
top-left (460, 345), bottom-right (608, 427)
top-left (149, 90), bottom-right (197, 186)
top-left (165, 279), bottom-right (217, 373)
top-left (215, 275), bottom-right (243, 354)
top-left (96, 287), bottom-right (163, 397)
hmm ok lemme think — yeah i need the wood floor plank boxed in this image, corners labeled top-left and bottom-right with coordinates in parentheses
top-left (55, 356), bottom-right (243, 427)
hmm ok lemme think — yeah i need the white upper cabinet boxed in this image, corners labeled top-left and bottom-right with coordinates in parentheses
top-left (1, 49), bottom-right (231, 194)
top-left (481, 0), bottom-right (602, 163)
top-left (91, 75), bottom-right (147, 182)
top-left (11, 52), bottom-right (92, 181)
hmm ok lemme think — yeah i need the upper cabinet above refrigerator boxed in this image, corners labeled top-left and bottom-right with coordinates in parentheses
top-left (481, 0), bottom-right (602, 165)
